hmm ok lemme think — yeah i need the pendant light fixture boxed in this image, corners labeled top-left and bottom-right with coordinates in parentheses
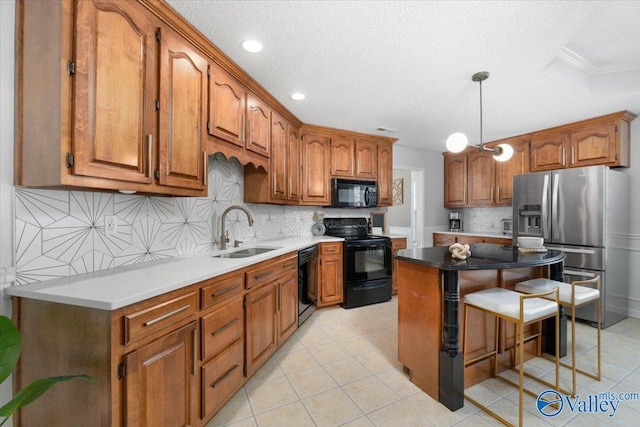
top-left (445, 72), bottom-right (513, 162)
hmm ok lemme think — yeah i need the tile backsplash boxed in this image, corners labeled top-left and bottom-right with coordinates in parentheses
top-left (14, 153), bottom-right (379, 286)
top-left (452, 206), bottom-right (513, 233)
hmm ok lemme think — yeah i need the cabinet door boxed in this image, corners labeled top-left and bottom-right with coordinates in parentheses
top-left (529, 133), bottom-right (568, 171)
top-left (355, 140), bottom-right (377, 179)
top-left (444, 153), bottom-right (467, 207)
top-left (124, 321), bottom-right (197, 427)
top-left (301, 132), bottom-right (331, 205)
top-left (467, 151), bottom-right (495, 206)
top-left (246, 94), bottom-right (271, 157)
top-left (208, 64), bottom-right (246, 147)
top-left (245, 283), bottom-right (278, 376)
top-left (287, 126), bottom-right (301, 202)
top-left (377, 143), bottom-right (393, 206)
top-left (73, 0), bottom-right (155, 184)
top-left (270, 112), bottom-right (288, 201)
top-left (495, 140), bottom-right (529, 206)
top-left (319, 254), bottom-right (343, 307)
top-left (570, 121), bottom-right (617, 167)
top-left (330, 137), bottom-right (355, 177)
top-left (158, 27), bottom-right (207, 191)
top-left (278, 271), bottom-right (298, 343)
top-left (391, 237), bottom-right (407, 295)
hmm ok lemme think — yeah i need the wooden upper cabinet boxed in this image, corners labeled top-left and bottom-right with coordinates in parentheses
top-left (270, 112), bottom-right (288, 201)
top-left (570, 120), bottom-right (617, 167)
top-left (377, 143), bottom-right (393, 206)
top-left (287, 126), bottom-right (301, 202)
top-left (246, 94), bottom-right (271, 157)
top-left (467, 151), bottom-right (495, 206)
top-left (355, 140), bottom-right (377, 179)
top-left (494, 139), bottom-right (529, 206)
top-left (444, 153), bottom-right (468, 207)
top-left (72, 0), bottom-right (155, 184)
top-left (529, 132), bottom-right (569, 171)
top-left (330, 137), bottom-right (355, 177)
top-left (301, 132), bottom-right (331, 205)
top-left (207, 63), bottom-right (246, 147)
top-left (158, 26), bottom-right (207, 191)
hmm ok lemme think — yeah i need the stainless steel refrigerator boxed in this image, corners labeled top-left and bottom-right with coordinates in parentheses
top-left (513, 165), bottom-right (629, 328)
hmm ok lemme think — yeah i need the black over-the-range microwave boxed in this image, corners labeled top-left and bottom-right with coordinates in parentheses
top-left (331, 179), bottom-right (377, 208)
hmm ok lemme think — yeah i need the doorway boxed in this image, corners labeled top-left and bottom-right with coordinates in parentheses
top-left (387, 166), bottom-right (424, 248)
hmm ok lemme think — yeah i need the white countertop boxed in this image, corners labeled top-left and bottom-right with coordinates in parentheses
top-left (7, 236), bottom-right (343, 311)
top-left (434, 230), bottom-right (514, 239)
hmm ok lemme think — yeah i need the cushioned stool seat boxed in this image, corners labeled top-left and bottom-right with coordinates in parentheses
top-left (463, 286), bottom-right (560, 427)
top-left (464, 288), bottom-right (559, 322)
top-left (516, 276), bottom-right (601, 397)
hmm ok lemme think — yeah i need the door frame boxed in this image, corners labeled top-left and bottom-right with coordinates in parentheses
top-left (388, 165), bottom-right (424, 248)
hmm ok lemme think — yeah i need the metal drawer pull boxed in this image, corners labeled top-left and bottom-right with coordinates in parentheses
top-left (143, 305), bottom-right (190, 326)
top-left (564, 269), bottom-right (596, 278)
top-left (212, 318), bottom-right (239, 336)
top-left (254, 270), bottom-right (274, 281)
top-left (283, 261), bottom-right (297, 269)
top-left (212, 284), bottom-right (240, 298)
top-left (211, 364), bottom-right (239, 388)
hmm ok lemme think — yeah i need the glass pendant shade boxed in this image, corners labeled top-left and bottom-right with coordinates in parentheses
top-left (445, 132), bottom-right (468, 153)
top-left (493, 143), bottom-right (514, 162)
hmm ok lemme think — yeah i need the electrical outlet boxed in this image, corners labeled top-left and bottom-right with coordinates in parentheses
top-left (105, 215), bottom-right (118, 235)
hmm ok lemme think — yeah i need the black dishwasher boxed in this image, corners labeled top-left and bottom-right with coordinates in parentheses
top-left (298, 245), bottom-right (318, 326)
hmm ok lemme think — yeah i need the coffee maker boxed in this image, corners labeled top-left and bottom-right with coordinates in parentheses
top-left (449, 212), bottom-right (463, 232)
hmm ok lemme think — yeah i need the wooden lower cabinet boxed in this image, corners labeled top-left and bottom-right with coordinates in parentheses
top-left (124, 321), bottom-right (198, 426)
top-left (317, 242), bottom-right (343, 307)
top-left (391, 237), bottom-right (407, 294)
top-left (433, 232), bottom-right (512, 247)
top-left (12, 252), bottom-right (301, 427)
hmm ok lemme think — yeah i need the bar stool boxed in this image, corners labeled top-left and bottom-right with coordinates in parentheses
top-left (463, 287), bottom-right (560, 427)
top-left (516, 276), bottom-right (601, 396)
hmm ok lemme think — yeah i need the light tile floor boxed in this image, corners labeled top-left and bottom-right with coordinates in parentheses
top-left (206, 297), bottom-right (640, 426)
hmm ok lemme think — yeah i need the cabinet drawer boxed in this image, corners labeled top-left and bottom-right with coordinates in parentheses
top-left (123, 292), bottom-right (197, 345)
top-left (200, 272), bottom-right (244, 310)
top-left (201, 338), bottom-right (245, 420)
top-left (320, 242), bottom-right (342, 256)
top-left (391, 238), bottom-right (407, 251)
top-left (201, 298), bottom-right (244, 361)
top-left (245, 253), bottom-right (297, 289)
top-left (433, 233), bottom-right (457, 247)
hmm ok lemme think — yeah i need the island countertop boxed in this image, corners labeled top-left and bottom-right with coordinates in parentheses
top-left (396, 243), bottom-right (564, 271)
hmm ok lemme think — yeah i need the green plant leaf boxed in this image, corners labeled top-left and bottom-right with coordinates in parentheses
top-left (0, 316), bottom-right (21, 385)
top-left (0, 375), bottom-right (96, 418)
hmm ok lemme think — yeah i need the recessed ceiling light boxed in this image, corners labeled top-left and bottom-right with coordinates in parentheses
top-left (291, 93), bottom-right (305, 100)
top-left (242, 40), bottom-right (262, 53)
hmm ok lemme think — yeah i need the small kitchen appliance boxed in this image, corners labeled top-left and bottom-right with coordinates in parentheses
top-left (331, 179), bottom-right (377, 208)
top-left (501, 218), bottom-right (513, 235)
top-left (449, 212), bottom-right (463, 232)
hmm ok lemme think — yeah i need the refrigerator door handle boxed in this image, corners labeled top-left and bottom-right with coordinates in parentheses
top-left (542, 174), bottom-right (550, 240)
top-left (546, 246), bottom-right (596, 255)
top-left (552, 172), bottom-right (560, 240)
top-left (564, 269), bottom-right (596, 278)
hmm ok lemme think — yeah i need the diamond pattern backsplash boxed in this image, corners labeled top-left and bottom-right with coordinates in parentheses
top-left (452, 206), bottom-right (513, 233)
top-left (14, 154), bottom-right (379, 286)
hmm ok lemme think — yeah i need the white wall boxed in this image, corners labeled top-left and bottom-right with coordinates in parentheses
top-left (622, 118), bottom-right (640, 318)
top-left (388, 169), bottom-right (411, 227)
top-left (0, 0), bottom-right (15, 417)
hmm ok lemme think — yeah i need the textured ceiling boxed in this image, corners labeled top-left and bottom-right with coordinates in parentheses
top-left (166, 0), bottom-right (640, 152)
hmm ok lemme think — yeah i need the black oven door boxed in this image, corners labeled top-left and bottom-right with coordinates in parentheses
top-left (344, 239), bottom-right (391, 283)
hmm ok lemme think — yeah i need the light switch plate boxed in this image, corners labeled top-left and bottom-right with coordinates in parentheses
top-left (105, 215), bottom-right (118, 235)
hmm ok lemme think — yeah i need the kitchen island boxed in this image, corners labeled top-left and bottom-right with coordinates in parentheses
top-left (395, 244), bottom-right (564, 411)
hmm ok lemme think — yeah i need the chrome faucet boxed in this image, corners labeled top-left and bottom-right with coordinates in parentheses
top-left (220, 205), bottom-right (254, 250)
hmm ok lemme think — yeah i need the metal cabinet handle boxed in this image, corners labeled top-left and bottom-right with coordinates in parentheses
top-left (147, 135), bottom-right (153, 178)
top-left (254, 270), bottom-right (274, 281)
top-left (212, 318), bottom-right (239, 336)
top-left (211, 365), bottom-right (239, 388)
top-left (283, 261), bottom-right (296, 269)
top-left (192, 328), bottom-right (197, 376)
top-left (143, 305), bottom-right (190, 326)
top-left (203, 151), bottom-right (208, 185)
top-left (212, 284), bottom-right (240, 298)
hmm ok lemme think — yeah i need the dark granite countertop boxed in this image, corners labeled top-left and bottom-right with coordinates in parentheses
top-left (396, 243), bottom-right (564, 271)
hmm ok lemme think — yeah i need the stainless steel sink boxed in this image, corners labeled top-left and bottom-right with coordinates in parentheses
top-left (213, 247), bottom-right (281, 259)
